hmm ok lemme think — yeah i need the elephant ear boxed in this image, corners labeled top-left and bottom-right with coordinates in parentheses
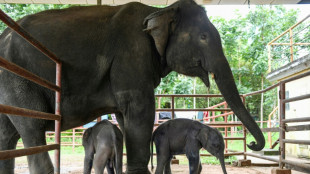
top-left (143, 7), bottom-right (178, 57)
top-left (197, 128), bottom-right (208, 148)
top-left (82, 128), bottom-right (93, 146)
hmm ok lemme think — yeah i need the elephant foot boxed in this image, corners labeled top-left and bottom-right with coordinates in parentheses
top-left (125, 167), bottom-right (151, 174)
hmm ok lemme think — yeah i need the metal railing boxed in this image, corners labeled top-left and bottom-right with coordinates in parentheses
top-left (23, 70), bottom-right (310, 172)
top-left (155, 94), bottom-right (247, 160)
top-left (244, 71), bottom-right (310, 172)
top-left (268, 14), bottom-right (310, 72)
top-left (0, 9), bottom-right (62, 173)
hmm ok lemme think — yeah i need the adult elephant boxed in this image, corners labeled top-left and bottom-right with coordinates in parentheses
top-left (0, 0), bottom-right (265, 173)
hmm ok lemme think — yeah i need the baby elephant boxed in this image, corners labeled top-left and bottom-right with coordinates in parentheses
top-left (83, 120), bottom-right (123, 174)
top-left (151, 118), bottom-right (227, 174)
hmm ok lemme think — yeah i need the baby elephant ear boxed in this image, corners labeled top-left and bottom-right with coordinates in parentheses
top-left (143, 8), bottom-right (178, 57)
top-left (197, 128), bottom-right (208, 147)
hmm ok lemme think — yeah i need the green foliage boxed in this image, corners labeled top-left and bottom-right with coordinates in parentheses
top-left (156, 5), bottom-right (299, 121)
top-left (0, 4), bottom-right (73, 33)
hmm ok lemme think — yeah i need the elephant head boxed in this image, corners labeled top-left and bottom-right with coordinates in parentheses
top-left (144, 0), bottom-right (264, 151)
top-left (198, 127), bottom-right (227, 174)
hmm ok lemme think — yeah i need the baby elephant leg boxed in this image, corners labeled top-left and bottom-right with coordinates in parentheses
top-left (163, 156), bottom-right (173, 174)
top-left (187, 154), bottom-right (201, 174)
top-left (106, 159), bottom-right (115, 174)
top-left (155, 152), bottom-right (170, 174)
top-left (94, 147), bottom-right (111, 174)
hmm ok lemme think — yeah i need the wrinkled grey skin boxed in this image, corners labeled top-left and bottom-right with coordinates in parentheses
top-left (0, 0), bottom-right (264, 173)
top-left (151, 119), bottom-right (227, 174)
top-left (82, 120), bottom-right (123, 174)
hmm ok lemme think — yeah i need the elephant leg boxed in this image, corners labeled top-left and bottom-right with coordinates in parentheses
top-left (115, 141), bottom-right (123, 174)
top-left (93, 148), bottom-right (110, 174)
top-left (187, 154), bottom-right (201, 174)
top-left (18, 124), bottom-right (53, 174)
top-left (198, 161), bottom-right (202, 174)
top-left (163, 156), bottom-right (173, 174)
top-left (0, 115), bottom-right (20, 174)
top-left (106, 159), bottom-right (115, 174)
top-left (116, 90), bottom-right (155, 174)
top-left (2, 82), bottom-right (54, 174)
top-left (155, 153), bottom-right (170, 174)
top-left (83, 145), bottom-right (95, 174)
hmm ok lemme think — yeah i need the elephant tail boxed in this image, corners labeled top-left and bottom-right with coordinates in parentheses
top-left (151, 131), bottom-right (155, 171)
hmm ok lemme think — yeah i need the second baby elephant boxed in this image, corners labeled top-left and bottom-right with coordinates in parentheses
top-left (83, 120), bottom-right (123, 174)
top-left (151, 118), bottom-right (227, 174)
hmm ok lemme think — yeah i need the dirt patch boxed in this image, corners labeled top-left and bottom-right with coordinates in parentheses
top-left (14, 154), bottom-right (306, 174)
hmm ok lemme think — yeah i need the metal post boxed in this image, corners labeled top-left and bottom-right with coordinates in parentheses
top-left (268, 45), bottom-right (271, 72)
top-left (72, 128), bottom-right (76, 152)
top-left (260, 74), bottom-right (264, 128)
top-left (243, 126), bottom-right (247, 160)
top-left (279, 83), bottom-right (286, 169)
top-left (54, 63), bottom-right (62, 174)
top-left (171, 96), bottom-right (175, 119)
top-left (289, 29), bottom-right (293, 62)
top-left (241, 96), bottom-right (247, 160)
top-left (224, 103), bottom-right (228, 153)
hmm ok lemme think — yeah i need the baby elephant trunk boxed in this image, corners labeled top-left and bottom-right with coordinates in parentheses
top-left (218, 152), bottom-right (227, 174)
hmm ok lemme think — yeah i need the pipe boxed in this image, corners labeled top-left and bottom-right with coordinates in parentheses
top-left (54, 63), bottom-right (62, 174)
top-left (0, 56), bottom-right (60, 92)
top-left (0, 104), bottom-right (61, 120)
top-left (0, 144), bottom-right (59, 160)
top-left (0, 9), bottom-right (61, 64)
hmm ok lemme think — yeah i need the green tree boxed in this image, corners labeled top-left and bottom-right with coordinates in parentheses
top-left (0, 4), bottom-right (72, 33)
top-left (156, 5), bottom-right (299, 121)
top-left (210, 5), bottom-right (298, 120)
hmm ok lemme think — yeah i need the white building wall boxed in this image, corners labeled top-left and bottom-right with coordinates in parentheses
top-left (284, 76), bottom-right (310, 158)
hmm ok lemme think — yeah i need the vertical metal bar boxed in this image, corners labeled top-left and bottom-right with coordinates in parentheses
top-left (241, 96), bottom-right (247, 160)
top-left (97, 0), bottom-right (102, 5)
top-left (260, 75), bottom-right (264, 128)
top-left (171, 96), bottom-right (175, 119)
top-left (72, 129), bottom-right (76, 152)
top-left (243, 126), bottom-right (247, 160)
top-left (54, 63), bottom-right (62, 174)
top-left (289, 29), bottom-right (293, 62)
top-left (224, 103), bottom-right (228, 153)
top-left (279, 83), bottom-right (286, 169)
top-left (269, 118), bottom-right (272, 148)
top-left (156, 97), bottom-right (161, 124)
top-left (268, 45), bottom-right (271, 72)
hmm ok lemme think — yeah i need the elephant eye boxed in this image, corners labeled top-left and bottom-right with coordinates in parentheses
top-left (201, 34), bottom-right (207, 40)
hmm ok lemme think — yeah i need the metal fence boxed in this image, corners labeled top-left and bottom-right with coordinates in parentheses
top-left (1, 6), bottom-right (309, 174)
top-left (268, 14), bottom-right (310, 72)
top-left (244, 71), bottom-right (310, 172)
top-left (12, 72), bottom-right (310, 172)
top-left (0, 9), bottom-right (62, 173)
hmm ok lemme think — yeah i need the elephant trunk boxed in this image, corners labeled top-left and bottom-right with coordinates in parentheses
top-left (203, 59), bottom-right (265, 151)
top-left (218, 152), bottom-right (227, 174)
